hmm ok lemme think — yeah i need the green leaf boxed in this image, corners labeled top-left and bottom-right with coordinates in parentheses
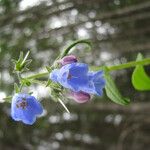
top-left (104, 69), bottom-right (130, 105)
top-left (132, 53), bottom-right (150, 91)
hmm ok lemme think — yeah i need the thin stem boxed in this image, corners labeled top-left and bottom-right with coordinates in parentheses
top-left (108, 58), bottom-right (150, 71)
top-left (26, 72), bottom-right (49, 79)
top-left (24, 58), bottom-right (150, 80)
top-left (32, 79), bottom-right (47, 86)
top-left (60, 39), bottom-right (92, 58)
top-left (16, 72), bottom-right (23, 92)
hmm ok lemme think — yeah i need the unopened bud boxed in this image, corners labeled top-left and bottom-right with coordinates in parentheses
top-left (69, 91), bottom-right (91, 103)
top-left (60, 55), bottom-right (77, 66)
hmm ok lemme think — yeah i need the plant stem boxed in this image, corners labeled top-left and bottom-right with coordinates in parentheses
top-left (32, 79), bottom-right (47, 86)
top-left (25, 58), bottom-right (150, 80)
top-left (108, 58), bottom-right (150, 71)
top-left (60, 39), bottom-right (92, 58)
top-left (26, 72), bottom-right (49, 79)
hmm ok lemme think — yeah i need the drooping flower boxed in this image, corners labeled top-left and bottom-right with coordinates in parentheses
top-left (50, 63), bottom-right (105, 96)
top-left (59, 55), bottom-right (77, 66)
top-left (11, 93), bottom-right (43, 125)
top-left (68, 91), bottom-right (91, 103)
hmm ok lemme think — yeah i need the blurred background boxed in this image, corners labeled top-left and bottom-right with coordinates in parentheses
top-left (0, 0), bottom-right (150, 149)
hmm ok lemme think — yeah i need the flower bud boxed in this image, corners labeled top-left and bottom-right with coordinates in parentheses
top-left (60, 55), bottom-right (77, 66)
top-left (69, 91), bottom-right (91, 103)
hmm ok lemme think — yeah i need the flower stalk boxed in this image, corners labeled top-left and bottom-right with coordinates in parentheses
top-left (24, 58), bottom-right (150, 80)
top-left (108, 58), bottom-right (150, 71)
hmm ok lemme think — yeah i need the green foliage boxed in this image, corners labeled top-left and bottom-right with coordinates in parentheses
top-left (12, 51), bottom-right (32, 72)
top-left (104, 68), bottom-right (130, 105)
top-left (132, 53), bottom-right (150, 91)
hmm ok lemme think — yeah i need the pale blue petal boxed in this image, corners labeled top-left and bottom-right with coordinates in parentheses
top-left (11, 93), bottom-right (43, 125)
top-left (50, 69), bottom-right (59, 82)
top-left (92, 71), bottom-right (105, 95)
top-left (26, 96), bottom-right (43, 115)
top-left (68, 76), bottom-right (89, 92)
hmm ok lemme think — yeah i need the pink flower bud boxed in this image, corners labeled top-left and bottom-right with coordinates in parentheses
top-left (60, 55), bottom-right (77, 66)
top-left (69, 91), bottom-right (91, 103)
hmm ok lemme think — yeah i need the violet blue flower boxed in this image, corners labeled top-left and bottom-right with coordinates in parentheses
top-left (59, 55), bottom-right (77, 66)
top-left (50, 63), bottom-right (105, 96)
top-left (69, 91), bottom-right (91, 103)
top-left (11, 93), bottom-right (43, 125)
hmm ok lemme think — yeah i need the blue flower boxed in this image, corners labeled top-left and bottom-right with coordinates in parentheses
top-left (50, 63), bottom-right (105, 96)
top-left (11, 93), bottom-right (43, 125)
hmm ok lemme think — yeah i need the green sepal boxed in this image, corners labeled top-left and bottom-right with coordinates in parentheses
top-left (12, 51), bottom-right (32, 72)
top-left (46, 79), bottom-right (52, 87)
top-left (46, 66), bottom-right (52, 73)
top-left (21, 78), bottom-right (31, 86)
top-left (49, 83), bottom-right (63, 102)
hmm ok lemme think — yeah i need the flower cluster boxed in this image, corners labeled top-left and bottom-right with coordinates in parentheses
top-left (9, 40), bottom-right (149, 125)
top-left (50, 55), bottom-right (105, 103)
top-left (11, 55), bottom-right (105, 125)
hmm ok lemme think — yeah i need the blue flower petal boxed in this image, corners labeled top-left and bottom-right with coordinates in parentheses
top-left (12, 108), bottom-right (36, 125)
top-left (26, 96), bottom-right (43, 115)
top-left (69, 63), bottom-right (88, 77)
top-left (68, 76), bottom-right (89, 92)
top-left (11, 93), bottom-right (43, 125)
top-left (92, 71), bottom-right (105, 95)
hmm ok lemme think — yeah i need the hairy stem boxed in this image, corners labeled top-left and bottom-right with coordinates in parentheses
top-left (25, 58), bottom-right (150, 80)
top-left (60, 39), bottom-right (92, 58)
top-left (107, 58), bottom-right (150, 71)
top-left (26, 72), bottom-right (49, 79)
